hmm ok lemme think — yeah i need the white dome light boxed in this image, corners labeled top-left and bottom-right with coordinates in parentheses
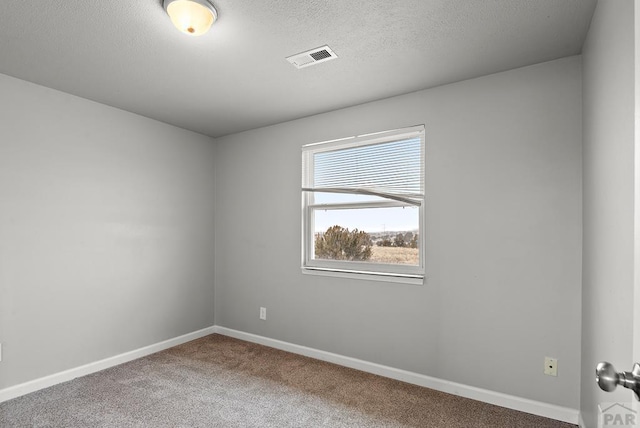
top-left (163, 0), bottom-right (218, 37)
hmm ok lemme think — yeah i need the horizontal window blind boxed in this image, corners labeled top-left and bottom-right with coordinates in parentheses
top-left (303, 130), bottom-right (424, 203)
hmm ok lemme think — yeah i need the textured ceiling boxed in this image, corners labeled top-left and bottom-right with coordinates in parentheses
top-left (0, 0), bottom-right (596, 138)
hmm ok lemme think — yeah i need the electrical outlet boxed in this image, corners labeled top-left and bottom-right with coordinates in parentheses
top-left (544, 357), bottom-right (558, 376)
top-left (260, 307), bottom-right (266, 320)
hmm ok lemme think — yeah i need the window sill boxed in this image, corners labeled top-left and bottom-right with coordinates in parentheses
top-left (301, 267), bottom-right (424, 285)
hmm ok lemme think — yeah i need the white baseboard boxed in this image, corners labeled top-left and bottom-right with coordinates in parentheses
top-left (1, 324), bottom-right (580, 425)
top-left (213, 326), bottom-right (580, 425)
top-left (0, 326), bottom-right (216, 404)
top-left (579, 412), bottom-right (587, 428)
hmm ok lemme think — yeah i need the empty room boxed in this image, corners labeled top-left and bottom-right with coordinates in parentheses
top-left (1, 1), bottom-right (639, 427)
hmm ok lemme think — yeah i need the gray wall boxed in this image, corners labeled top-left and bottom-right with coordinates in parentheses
top-left (581, 1), bottom-right (637, 426)
top-left (0, 74), bottom-right (217, 389)
top-left (215, 57), bottom-right (583, 408)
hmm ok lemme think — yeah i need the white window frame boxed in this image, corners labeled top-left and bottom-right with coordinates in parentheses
top-left (301, 125), bottom-right (425, 284)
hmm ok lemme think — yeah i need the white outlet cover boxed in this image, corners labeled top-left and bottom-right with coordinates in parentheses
top-left (544, 357), bottom-right (558, 376)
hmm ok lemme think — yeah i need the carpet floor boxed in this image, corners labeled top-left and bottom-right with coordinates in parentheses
top-left (0, 334), bottom-right (577, 427)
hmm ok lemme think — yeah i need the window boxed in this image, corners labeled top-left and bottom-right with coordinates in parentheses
top-left (302, 125), bottom-right (425, 283)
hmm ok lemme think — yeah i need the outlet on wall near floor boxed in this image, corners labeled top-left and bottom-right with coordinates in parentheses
top-left (260, 307), bottom-right (267, 320)
top-left (544, 356), bottom-right (558, 376)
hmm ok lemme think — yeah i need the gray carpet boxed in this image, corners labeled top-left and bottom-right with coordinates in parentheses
top-left (0, 334), bottom-right (576, 427)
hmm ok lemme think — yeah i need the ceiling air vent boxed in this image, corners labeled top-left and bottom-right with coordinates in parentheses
top-left (286, 45), bottom-right (338, 69)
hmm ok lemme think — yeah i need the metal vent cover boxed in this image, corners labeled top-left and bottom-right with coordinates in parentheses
top-left (286, 45), bottom-right (338, 69)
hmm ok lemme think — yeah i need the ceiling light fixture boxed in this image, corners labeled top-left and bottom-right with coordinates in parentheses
top-left (163, 0), bottom-right (218, 36)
